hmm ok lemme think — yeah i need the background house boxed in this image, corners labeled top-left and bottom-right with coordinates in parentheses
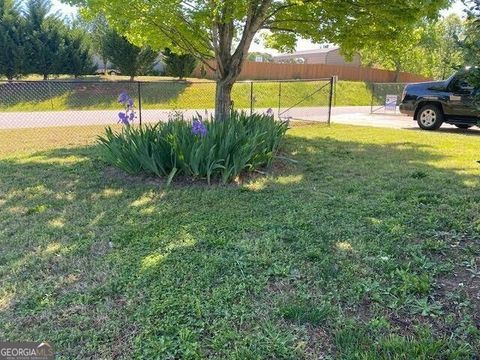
top-left (273, 46), bottom-right (361, 67)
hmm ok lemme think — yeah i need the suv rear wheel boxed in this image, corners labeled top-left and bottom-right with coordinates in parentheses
top-left (417, 104), bottom-right (444, 130)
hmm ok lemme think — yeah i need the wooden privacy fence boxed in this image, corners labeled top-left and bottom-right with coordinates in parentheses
top-left (193, 61), bottom-right (429, 83)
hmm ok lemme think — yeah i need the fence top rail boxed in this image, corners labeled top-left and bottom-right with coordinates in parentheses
top-left (0, 77), bottom-right (334, 85)
top-left (238, 78), bottom-right (334, 83)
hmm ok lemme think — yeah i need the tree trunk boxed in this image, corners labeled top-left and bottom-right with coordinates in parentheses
top-left (103, 57), bottom-right (108, 75)
top-left (394, 61), bottom-right (401, 83)
top-left (43, 74), bottom-right (48, 80)
top-left (394, 69), bottom-right (401, 83)
top-left (210, 0), bottom-right (272, 120)
top-left (130, 75), bottom-right (135, 81)
top-left (215, 79), bottom-right (234, 121)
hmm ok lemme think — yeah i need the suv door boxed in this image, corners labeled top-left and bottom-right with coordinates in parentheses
top-left (444, 74), bottom-right (478, 118)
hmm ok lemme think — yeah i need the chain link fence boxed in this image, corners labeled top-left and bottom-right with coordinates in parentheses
top-left (370, 82), bottom-right (408, 114)
top-left (0, 78), bottom-right (333, 145)
top-left (0, 78), bottom-right (333, 152)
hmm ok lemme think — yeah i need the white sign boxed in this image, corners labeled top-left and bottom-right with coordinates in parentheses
top-left (255, 55), bottom-right (263, 63)
top-left (385, 95), bottom-right (398, 111)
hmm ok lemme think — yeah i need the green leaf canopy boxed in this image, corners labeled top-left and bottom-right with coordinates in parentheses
top-left (70, 0), bottom-right (450, 119)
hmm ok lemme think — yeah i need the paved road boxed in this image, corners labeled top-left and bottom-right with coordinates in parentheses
top-left (0, 106), bottom-right (364, 129)
top-left (0, 106), bottom-right (478, 133)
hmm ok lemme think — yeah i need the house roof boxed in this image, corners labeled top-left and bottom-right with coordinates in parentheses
top-left (274, 47), bottom-right (340, 58)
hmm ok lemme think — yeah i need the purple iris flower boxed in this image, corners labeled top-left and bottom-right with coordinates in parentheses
top-left (116, 92), bottom-right (136, 125)
top-left (266, 108), bottom-right (274, 116)
top-left (192, 118), bottom-right (207, 137)
top-left (118, 91), bottom-right (129, 104)
top-left (118, 112), bottom-right (130, 125)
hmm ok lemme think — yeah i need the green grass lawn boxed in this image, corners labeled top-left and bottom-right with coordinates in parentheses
top-left (0, 79), bottom-right (374, 112)
top-left (0, 124), bottom-right (479, 359)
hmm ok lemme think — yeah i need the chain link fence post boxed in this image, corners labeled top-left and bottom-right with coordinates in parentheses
top-left (333, 75), bottom-right (338, 107)
top-left (327, 77), bottom-right (334, 126)
top-left (370, 82), bottom-right (375, 114)
top-left (277, 81), bottom-right (282, 120)
top-left (48, 81), bottom-right (54, 110)
top-left (250, 81), bottom-right (254, 115)
top-left (137, 81), bottom-right (143, 126)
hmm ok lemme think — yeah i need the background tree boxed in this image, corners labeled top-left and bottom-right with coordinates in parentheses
top-left (435, 15), bottom-right (465, 79)
top-left (360, 16), bottom-right (465, 81)
top-left (87, 15), bottom-right (110, 75)
top-left (24, 0), bottom-right (67, 79)
top-left (163, 48), bottom-right (197, 79)
top-left (63, 27), bottom-right (95, 78)
top-left (459, 0), bottom-right (480, 92)
top-left (103, 30), bottom-right (157, 81)
top-left (0, 0), bottom-right (25, 80)
top-left (71, 0), bottom-right (450, 120)
top-left (462, 0), bottom-right (480, 66)
top-left (359, 24), bottom-right (426, 82)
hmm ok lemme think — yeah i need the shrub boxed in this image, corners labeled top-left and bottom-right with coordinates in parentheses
top-left (163, 48), bottom-right (197, 80)
top-left (98, 111), bottom-right (288, 185)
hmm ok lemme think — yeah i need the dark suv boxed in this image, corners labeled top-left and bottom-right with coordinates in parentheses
top-left (400, 70), bottom-right (480, 130)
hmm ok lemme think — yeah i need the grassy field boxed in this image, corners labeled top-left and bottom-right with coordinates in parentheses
top-left (0, 124), bottom-right (479, 359)
top-left (0, 78), bottom-right (375, 112)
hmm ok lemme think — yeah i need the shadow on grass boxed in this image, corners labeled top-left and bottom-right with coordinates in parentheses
top-left (0, 80), bottom-right (191, 112)
top-left (0, 82), bottom-right (70, 110)
top-left (65, 81), bottom-right (191, 110)
top-left (0, 132), bottom-right (479, 358)
top-left (1, 80), bottom-right (338, 113)
top-left (406, 126), bottom-right (480, 136)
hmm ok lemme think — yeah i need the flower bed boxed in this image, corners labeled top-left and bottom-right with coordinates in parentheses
top-left (98, 110), bottom-right (288, 185)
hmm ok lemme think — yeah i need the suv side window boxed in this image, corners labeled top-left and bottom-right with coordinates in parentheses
top-left (450, 74), bottom-right (474, 93)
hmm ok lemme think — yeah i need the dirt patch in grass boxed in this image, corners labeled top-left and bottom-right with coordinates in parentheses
top-left (304, 325), bottom-right (335, 360)
top-left (436, 262), bottom-right (480, 326)
top-left (266, 279), bottom-right (297, 298)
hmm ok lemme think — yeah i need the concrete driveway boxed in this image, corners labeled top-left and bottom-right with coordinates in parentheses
top-left (331, 108), bottom-right (480, 132)
top-left (332, 109), bottom-right (416, 129)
